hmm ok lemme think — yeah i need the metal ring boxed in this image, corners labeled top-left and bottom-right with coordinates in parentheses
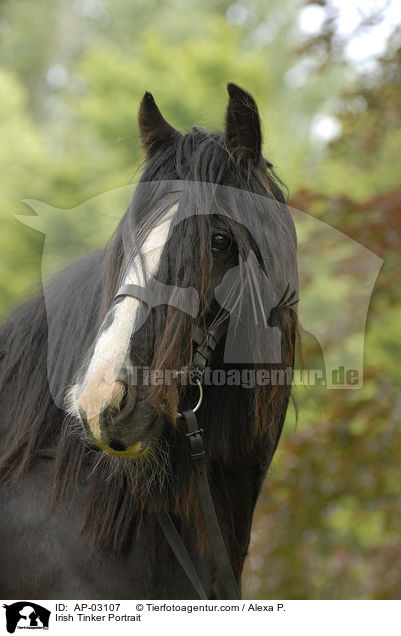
top-left (176, 378), bottom-right (203, 418)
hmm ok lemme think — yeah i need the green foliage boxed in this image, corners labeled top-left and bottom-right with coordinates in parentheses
top-left (0, 70), bottom-right (47, 308)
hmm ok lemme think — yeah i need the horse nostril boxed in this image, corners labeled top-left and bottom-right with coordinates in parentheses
top-left (118, 384), bottom-right (137, 418)
top-left (108, 439), bottom-right (127, 451)
top-left (109, 382), bottom-right (130, 418)
top-left (119, 382), bottom-right (128, 411)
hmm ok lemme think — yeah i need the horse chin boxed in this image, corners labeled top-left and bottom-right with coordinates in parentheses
top-left (97, 440), bottom-right (147, 458)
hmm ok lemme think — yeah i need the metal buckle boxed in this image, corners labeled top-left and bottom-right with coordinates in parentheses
top-left (185, 428), bottom-right (204, 438)
top-left (176, 378), bottom-right (203, 418)
top-left (185, 425), bottom-right (205, 459)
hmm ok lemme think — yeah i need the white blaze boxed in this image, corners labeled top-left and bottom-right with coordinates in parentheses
top-left (70, 204), bottom-right (177, 430)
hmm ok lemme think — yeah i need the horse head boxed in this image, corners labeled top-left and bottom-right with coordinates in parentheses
top-left (67, 84), bottom-right (297, 462)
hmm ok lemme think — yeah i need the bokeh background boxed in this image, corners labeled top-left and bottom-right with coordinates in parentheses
top-left (1, 0), bottom-right (400, 598)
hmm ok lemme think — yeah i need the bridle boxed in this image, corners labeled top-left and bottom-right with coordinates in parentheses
top-left (116, 282), bottom-right (240, 600)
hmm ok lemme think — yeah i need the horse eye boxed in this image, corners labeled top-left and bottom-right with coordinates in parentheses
top-left (211, 231), bottom-right (232, 253)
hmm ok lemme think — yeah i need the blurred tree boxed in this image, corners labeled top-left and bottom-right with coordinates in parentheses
top-left (0, 70), bottom-right (47, 308)
top-left (243, 13), bottom-right (401, 593)
top-left (0, 0), bottom-right (347, 310)
top-left (245, 305), bottom-right (401, 599)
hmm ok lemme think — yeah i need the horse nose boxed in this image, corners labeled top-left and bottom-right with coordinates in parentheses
top-left (75, 377), bottom-right (138, 444)
top-left (97, 395), bottom-right (144, 456)
top-left (98, 382), bottom-right (138, 443)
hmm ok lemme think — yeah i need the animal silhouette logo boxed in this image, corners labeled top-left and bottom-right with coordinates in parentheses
top-left (2, 602), bottom-right (50, 633)
top-left (17, 184), bottom-right (383, 391)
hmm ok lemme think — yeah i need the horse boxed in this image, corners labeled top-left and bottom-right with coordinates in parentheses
top-left (0, 83), bottom-right (298, 599)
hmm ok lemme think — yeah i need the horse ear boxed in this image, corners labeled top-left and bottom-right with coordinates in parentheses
top-left (138, 92), bottom-right (178, 159)
top-left (225, 83), bottom-right (262, 164)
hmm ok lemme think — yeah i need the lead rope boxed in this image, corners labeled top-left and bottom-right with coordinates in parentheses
top-left (155, 507), bottom-right (208, 600)
top-left (156, 408), bottom-right (240, 600)
top-left (181, 408), bottom-right (241, 600)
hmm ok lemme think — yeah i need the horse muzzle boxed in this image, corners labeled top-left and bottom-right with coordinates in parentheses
top-left (75, 378), bottom-right (161, 456)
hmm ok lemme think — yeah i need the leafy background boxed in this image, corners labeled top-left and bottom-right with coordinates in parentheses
top-left (0, 0), bottom-right (400, 598)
